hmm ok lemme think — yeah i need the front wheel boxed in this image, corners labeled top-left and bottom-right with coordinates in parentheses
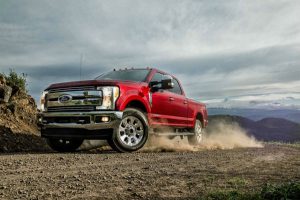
top-left (188, 119), bottom-right (203, 145)
top-left (47, 138), bottom-right (83, 152)
top-left (108, 108), bottom-right (148, 152)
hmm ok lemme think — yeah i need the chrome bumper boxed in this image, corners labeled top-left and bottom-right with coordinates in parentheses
top-left (39, 111), bottom-right (123, 130)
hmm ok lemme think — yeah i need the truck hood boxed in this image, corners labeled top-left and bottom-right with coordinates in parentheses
top-left (46, 79), bottom-right (141, 90)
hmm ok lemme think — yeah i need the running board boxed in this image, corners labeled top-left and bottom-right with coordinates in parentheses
top-left (151, 132), bottom-right (194, 136)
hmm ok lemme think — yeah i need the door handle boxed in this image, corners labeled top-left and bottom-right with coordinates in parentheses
top-left (183, 100), bottom-right (188, 104)
top-left (169, 97), bottom-right (175, 101)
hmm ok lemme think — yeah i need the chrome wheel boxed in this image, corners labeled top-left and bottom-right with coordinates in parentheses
top-left (118, 116), bottom-right (145, 147)
top-left (195, 120), bottom-right (203, 143)
top-left (108, 108), bottom-right (149, 152)
top-left (188, 119), bottom-right (203, 145)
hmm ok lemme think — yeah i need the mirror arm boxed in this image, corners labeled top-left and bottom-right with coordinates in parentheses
top-left (149, 81), bottom-right (159, 88)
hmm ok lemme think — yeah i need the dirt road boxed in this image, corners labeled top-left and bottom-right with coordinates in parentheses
top-left (0, 144), bottom-right (299, 199)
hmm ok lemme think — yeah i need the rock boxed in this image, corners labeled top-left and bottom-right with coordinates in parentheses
top-left (0, 85), bottom-right (12, 103)
top-left (0, 74), bottom-right (6, 85)
top-left (132, 192), bottom-right (139, 196)
top-left (0, 185), bottom-right (7, 190)
top-left (0, 75), bottom-right (12, 103)
top-left (7, 102), bottom-right (16, 113)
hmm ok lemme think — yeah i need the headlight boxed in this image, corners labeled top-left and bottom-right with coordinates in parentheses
top-left (40, 91), bottom-right (48, 112)
top-left (97, 86), bottom-right (119, 110)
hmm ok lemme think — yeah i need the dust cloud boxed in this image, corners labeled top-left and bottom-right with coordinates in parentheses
top-left (201, 122), bottom-right (263, 149)
top-left (78, 140), bottom-right (107, 151)
top-left (142, 122), bottom-right (263, 152)
top-left (142, 135), bottom-right (196, 152)
top-left (77, 122), bottom-right (263, 152)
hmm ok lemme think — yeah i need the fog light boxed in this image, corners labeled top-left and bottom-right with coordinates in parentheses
top-left (102, 116), bottom-right (110, 122)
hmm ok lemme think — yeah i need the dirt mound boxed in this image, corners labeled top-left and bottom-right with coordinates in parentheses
top-left (0, 74), bottom-right (48, 152)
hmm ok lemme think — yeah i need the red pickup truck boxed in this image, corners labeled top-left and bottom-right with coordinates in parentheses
top-left (39, 68), bottom-right (208, 152)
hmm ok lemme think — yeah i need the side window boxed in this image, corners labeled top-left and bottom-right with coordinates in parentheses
top-left (169, 79), bottom-right (182, 95)
top-left (151, 73), bottom-right (164, 82)
top-left (151, 73), bottom-right (164, 87)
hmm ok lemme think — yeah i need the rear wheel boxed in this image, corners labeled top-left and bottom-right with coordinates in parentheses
top-left (108, 108), bottom-right (148, 152)
top-left (47, 138), bottom-right (83, 152)
top-left (188, 119), bottom-right (203, 145)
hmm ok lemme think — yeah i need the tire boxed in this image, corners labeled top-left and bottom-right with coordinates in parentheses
top-left (188, 119), bottom-right (203, 145)
top-left (108, 108), bottom-right (149, 152)
top-left (47, 138), bottom-right (83, 152)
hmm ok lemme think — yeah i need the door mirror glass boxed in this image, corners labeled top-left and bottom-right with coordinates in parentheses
top-left (161, 75), bottom-right (174, 90)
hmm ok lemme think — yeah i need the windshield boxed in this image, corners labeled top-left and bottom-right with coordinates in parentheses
top-left (95, 69), bottom-right (150, 82)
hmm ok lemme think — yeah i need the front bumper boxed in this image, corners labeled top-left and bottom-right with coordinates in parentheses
top-left (39, 111), bottom-right (123, 139)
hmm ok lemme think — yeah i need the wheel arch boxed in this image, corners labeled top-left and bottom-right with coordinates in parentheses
top-left (118, 95), bottom-right (151, 113)
top-left (195, 112), bottom-right (204, 127)
top-left (125, 100), bottom-right (148, 113)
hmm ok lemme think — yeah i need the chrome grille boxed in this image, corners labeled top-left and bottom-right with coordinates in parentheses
top-left (47, 106), bottom-right (95, 112)
top-left (46, 87), bottom-right (102, 112)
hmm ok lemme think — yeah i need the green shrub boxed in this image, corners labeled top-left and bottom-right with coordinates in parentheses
top-left (1, 69), bottom-right (27, 92)
top-left (261, 182), bottom-right (300, 200)
top-left (205, 190), bottom-right (259, 200)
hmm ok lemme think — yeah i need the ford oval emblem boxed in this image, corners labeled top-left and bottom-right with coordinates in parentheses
top-left (58, 95), bottom-right (72, 103)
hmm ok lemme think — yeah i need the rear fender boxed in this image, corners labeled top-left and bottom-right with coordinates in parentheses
top-left (193, 109), bottom-right (208, 128)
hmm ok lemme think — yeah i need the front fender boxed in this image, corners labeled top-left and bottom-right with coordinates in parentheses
top-left (116, 90), bottom-right (151, 113)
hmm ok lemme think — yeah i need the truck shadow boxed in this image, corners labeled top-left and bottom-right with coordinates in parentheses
top-left (0, 125), bottom-right (119, 154)
top-left (0, 132), bottom-right (49, 154)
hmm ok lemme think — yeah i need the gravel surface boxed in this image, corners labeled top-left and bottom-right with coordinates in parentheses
top-left (0, 144), bottom-right (299, 199)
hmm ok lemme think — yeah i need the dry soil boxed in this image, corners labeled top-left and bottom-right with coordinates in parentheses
top-left (0, 143), bottom-right (299, 199)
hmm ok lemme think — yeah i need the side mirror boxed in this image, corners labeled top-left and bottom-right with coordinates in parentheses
top-left (161, 75), bottom-right (174, 90)
top-left (149, 75), bottom-right (174, 92)
top-left (149, 81), bottom-right (159, 88)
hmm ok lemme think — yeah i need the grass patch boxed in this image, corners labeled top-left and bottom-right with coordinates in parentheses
top-left (0, 69), bottom-right (28, 92)
top-left (228, 177), bottom-right (248, 189)
top-left (260, 182), bottom-right (300, 200)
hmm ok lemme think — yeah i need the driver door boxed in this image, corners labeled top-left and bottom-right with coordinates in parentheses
top-left (149, 73), bottom-right (174, 126)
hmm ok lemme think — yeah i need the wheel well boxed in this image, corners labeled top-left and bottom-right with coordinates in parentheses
top-left (196, 113), bottom-right (204, 125)
top-left (126, 100), bottom-right (147, 113)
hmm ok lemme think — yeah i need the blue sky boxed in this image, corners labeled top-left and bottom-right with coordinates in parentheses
top-left (0, 0), bottom-right (300, 109)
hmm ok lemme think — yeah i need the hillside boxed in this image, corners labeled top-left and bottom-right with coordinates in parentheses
top-left (208, 108), bottom-right (300, 123)
top-left (0, 73), bottom-right (48, 152)
top-left (208, 115), bottom-right (300, 142)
